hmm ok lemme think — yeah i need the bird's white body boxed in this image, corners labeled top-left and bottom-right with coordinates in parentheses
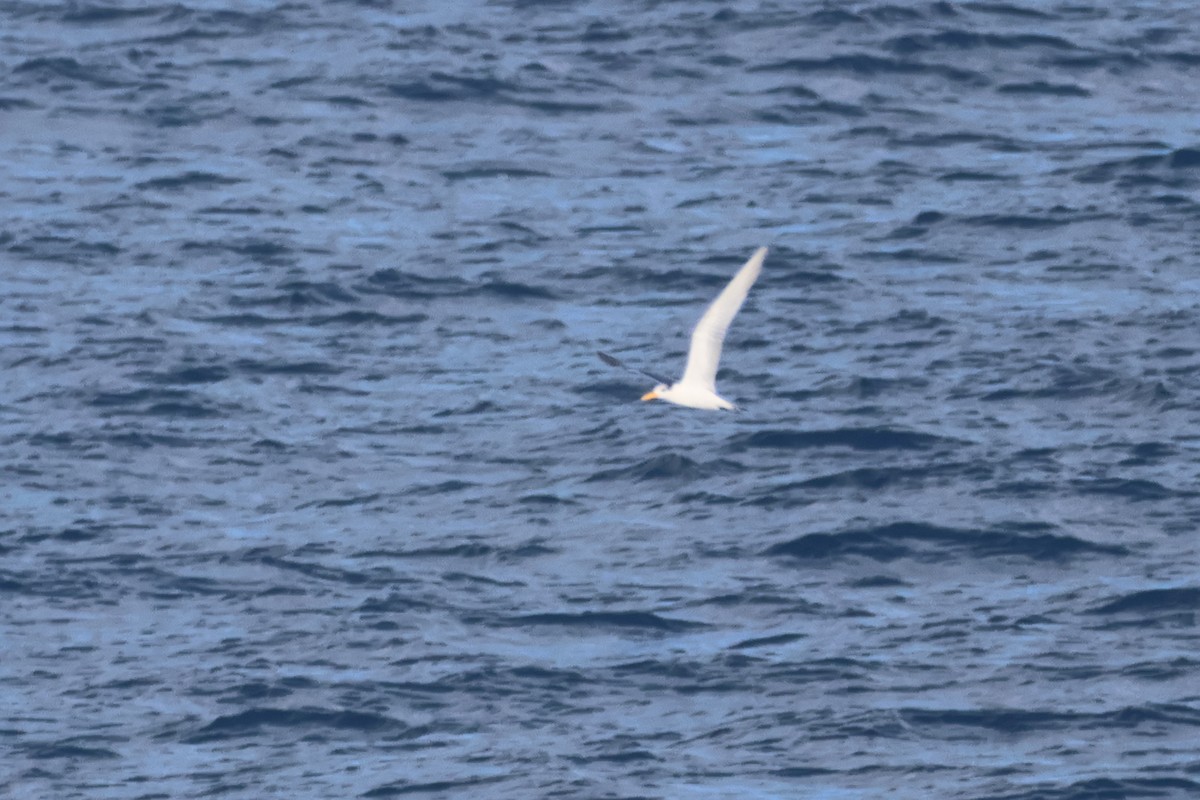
top-left (644, 381), bottom-right (736, 411)
top-left (640, 246), bottom-right (767, 411)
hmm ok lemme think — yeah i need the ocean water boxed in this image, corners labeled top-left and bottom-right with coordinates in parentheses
top-left (3, 1), bottom-right (1200, 798)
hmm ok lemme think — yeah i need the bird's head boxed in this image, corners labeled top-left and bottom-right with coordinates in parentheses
top-left (641, 384), bottom-right (669, 402)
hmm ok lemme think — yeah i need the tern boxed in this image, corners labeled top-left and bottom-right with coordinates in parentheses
top-left (598, 246), bottom-right (767, 411)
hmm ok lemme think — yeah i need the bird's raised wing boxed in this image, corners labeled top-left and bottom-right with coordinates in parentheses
top-left (679, 247), bottom-right (766, 392)
top-left (596, 351), bottom-right (671, 386)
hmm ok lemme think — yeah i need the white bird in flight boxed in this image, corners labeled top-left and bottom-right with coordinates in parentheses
top-left (599, 246), bottom-right (767, 411)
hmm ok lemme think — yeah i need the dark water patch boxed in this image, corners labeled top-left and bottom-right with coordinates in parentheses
top-left (311, 494), bottom-right (382, 509)
top-left (255, 555), bottom-right (376, 585)
top-left (790, 462), bottom-right (982, 491)
top-left (751, 54), bottom-right (985, 84)
top-left (106, 430), bottom-right (198, 448)
top-left (518, 493), bottom-right (577, 506)
top-left (408, 479), bottom-right (479, 496)
top-left (139, 365), bottom-right (231, 384)
top-left (864, 5), bottom-right (926, 22)
top-left (590, 262), bottom-right (740, 293)
top-left (1163, 51), bottom-right (1200, 68)
top-left (143, 400), bottom-right (223, 419)
top-left (1168, 146), bottom-right (1200, 168)
top-left (694, 592), bottom-right (804, 609)
top-left (134, 171), bottom-right (245, 191)
top-left (1050, 51), bottom-right (1147, 72)
top-left (230, 280), bottom-right (357, 308)
top-left (757, 101), bottom-right (867, 124)
top-left (312, 311), bottom-right (427, 326)
top-left (803, 8), bottom-right (867, 26)
top-left (773, 263), bottom-right (845, 285)
top-left (729, 633), bottom-right (806, 650)
top-left (143, 99), bottom-right (231, 128)
top-left (355, 543), bottom-right (496, 559)
top-left (201, 313), bottom-right (298, 327)
top-left (1121, 658), bottom-right (1199, 681)
top-left (586, 452), bottom-right (711, 481)
top-left (888, 30), bottom-right (1079, 54)
top-left (974, 777), bottom-right (1200, 800)
top-left (857, 247), bottom-right (964, 264)
top-left (728, 427), bottom-right (958, 452)
top-left (766, 521), bottom-right (1127, 562)
top-left (507, 540), bottom-right (557, 559)
top-left (888, 208), bottom-right (948, 235)
top-left (1121, 441), bottom-right (1177, 465)
top-left (322, 93), bottom-right (373, 108)
top-left (832, 373), bottom-right (936, 398)
top-left (7, 235), bottom-right (122, 263)
top-left (234, 358), bottom-right (341, 376)
top-left (901, 707), bottom-right (1068, 735)
top-left (675, 489), bottom-right (739, 506)
top-left (903, 703), bottom-right (1200, 736)
top-left (56, 523), bottom-right (118, 543)
top-left (63, 4), bottom-right (164, 23)
top-left (997, 81), bottom-right (1091, 97)
top-left (479, 279), bottom-right (556, 300)
top-left (675, 193), bottom-right (731, 209)
top-left (961, 2), bottom-right (1054, 19)
top-left (1044, 261), bottom-right (1124, 276)
top-left (578, 223), bottom-right (645, 237)
top-left (362, 774), bottom-right (506, 798)
top-left (122, 566), bottom-right (258, 599)
top-left (1088, 587), bottom-right (1200, 615)
top-left (963, 211), bottom-right (1102, 228)
top-left (24, 740), bottom-right (121, 760)
top-left (182, 237), bottom-right (293, 263)
top-left (230, 681), bottom-right (294, 701)
top-left (185, 707), bottom-right (405, 744)
top-left (434, 400), bottom-right (498, 417)
top-left (358, 269), bottom-right (470, 300)
top-left (849, 575), bottom-right (908, 588)
top-left (581, 20), bottom-right (631, 43)
top-left (980, 480), bottom-right (1057, 498)
top-left (938, 170), bottom-right (1013, 182)
top-left (389, 71), bottom-right (518, 101)
top-left (26, 431), bottom-right (80, 449)
top-left (358, 593), bottom-right (434, 614)
top-left (281, 381), bottom-right (360, 396)
top-left (572, 749), bottom-right (658, 765)
top-left (1073, 146), bottom-right (1200, 186)
top-left (389, 69), bottom-right (610, 114)
top-left (90, 388), bottom-right (222, 418)
top-left (442, 163), bottom-right (553, 182)
top-left (1071, 477), bottom-right (1183, 502)
top-left (506, 611), bottom-right (707, 633)
top-left (0, 96), bottom-right (37, 110)
top-left (980, 365), bottom-right (1163, 403)
top-left (13, 56), bottom-right (130, 88)
top-left (510, 96), bottom-right (610, 114)
top-left (773, 766), bottom-right (840, 778)
top-left (442, 572), bottom-right (527, 588)
top-left (906, 131), bottom-right (1012, 150)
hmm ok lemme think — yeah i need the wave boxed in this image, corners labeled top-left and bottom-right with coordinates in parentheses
top-left (766, 521), bottom-right (1128, 562)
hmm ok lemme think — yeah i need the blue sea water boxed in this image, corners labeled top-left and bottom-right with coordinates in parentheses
top-left (3, 1), bottom-right (1200, 798)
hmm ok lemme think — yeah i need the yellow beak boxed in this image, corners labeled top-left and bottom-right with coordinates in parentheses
top-left (641, 391), bottom-right (658, 401)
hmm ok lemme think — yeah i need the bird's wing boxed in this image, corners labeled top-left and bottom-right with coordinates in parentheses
top-left (678, 247), bottom-right (767, 392)
top-left (596, 351), bottom-right (671, 386)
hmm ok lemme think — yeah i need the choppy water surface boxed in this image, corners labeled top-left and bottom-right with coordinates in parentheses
top-left (3, 1), bottom-right (1200, 798)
